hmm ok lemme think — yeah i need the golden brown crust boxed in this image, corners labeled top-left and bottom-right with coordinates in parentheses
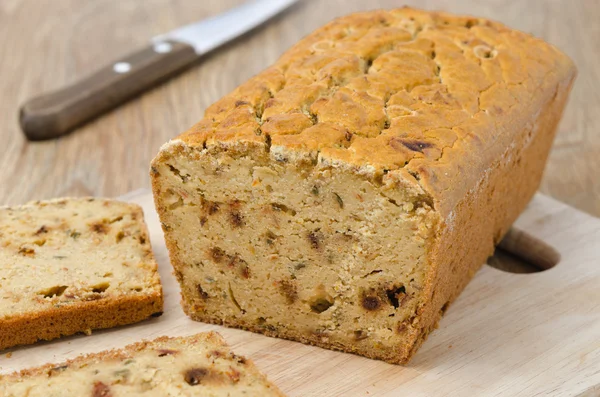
top-left (0, 293), bottom-right (163, 352)
top-left (402, 72), bottom-right (574, 362)
top-left (175, 7), bottom-right (576, 217)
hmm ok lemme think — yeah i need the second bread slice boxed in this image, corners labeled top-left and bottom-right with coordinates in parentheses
top-left (0, 198), bottom-right (163, 350)
top-left (0, 332), bottom-right (285, 396)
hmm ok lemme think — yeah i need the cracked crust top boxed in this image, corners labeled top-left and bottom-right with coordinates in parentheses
top-left (170, 8), bottom-right (576, 216)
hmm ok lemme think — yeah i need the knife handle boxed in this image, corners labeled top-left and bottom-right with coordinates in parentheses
top-left (20, 40), bottom-right (197, 141)
top-left (498, 227), bottom-right (560, 271)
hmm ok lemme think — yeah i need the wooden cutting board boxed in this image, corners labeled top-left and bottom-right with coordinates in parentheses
top-left (1, 190), bottom-right (599, 396)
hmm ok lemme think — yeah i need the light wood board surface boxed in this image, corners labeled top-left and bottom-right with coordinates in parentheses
top-left (0, 0), bottom-right (599, 216)
top-left (1, 190), bottom-right (599, 397)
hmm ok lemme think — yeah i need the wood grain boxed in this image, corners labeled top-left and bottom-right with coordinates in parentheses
top-left (0, 0), bottom-right (598, 216)
top-left (1, 190), bottom-right (599, 397)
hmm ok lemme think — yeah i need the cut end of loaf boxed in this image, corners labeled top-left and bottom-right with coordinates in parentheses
top-left (152, 141), bottom-right (440, 363)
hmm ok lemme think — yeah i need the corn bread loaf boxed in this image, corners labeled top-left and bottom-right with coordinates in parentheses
top-left (0, 332), bottom-right (285, 396)
top-left (0, 198), bottom-right (163, 351)
top-left (151, 8), bottom-right (576, 364)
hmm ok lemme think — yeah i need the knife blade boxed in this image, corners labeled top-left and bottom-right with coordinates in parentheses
top-left (19, 0), bottom-right (299, 141)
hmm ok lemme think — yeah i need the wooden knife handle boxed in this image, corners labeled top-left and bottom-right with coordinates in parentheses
top-left (20, 40), bottom-right (197, 141)
top-left (498, 227), bottom-right (561, 271)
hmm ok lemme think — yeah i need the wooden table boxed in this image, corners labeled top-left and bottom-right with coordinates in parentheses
top-left (0, 0), bottom-right (598, 216)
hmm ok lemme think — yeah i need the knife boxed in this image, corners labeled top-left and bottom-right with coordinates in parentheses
top-left (19, 0), bottom-right (298, 141)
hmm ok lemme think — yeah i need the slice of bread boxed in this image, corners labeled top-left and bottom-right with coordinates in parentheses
top-left (0, 198), bottom-right (163, 350)
top-left (0, 332), bottom-right (285, 396)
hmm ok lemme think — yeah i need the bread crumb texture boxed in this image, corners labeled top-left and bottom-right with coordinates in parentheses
top-left (151, 8), bottom-right (575, 364)
top-left (0, 332), bottom-right (285, 396)
top-left (0, 198), bottom-right (163, 350)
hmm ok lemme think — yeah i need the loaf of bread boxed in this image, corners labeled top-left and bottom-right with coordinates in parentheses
top-left (0, 198), bottom-right (163, 350)
top-left (151, 8), bottom-right (576, 364)
top-left (0, 332), bottom-right (284, 396)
